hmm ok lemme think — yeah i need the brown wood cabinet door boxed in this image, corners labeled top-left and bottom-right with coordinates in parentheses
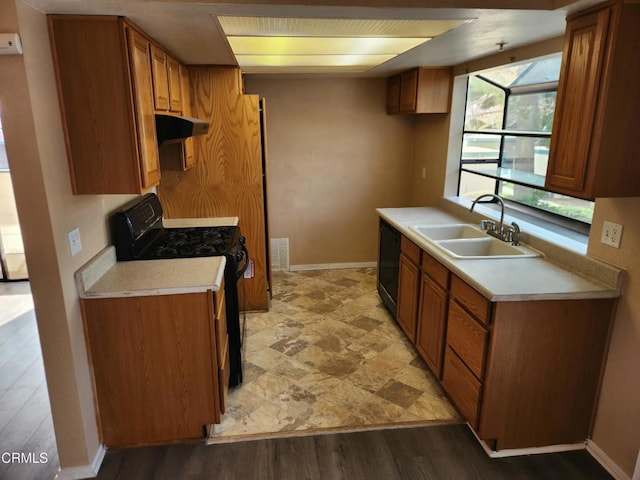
top-left (168, 56), bottom-right (183, 112)
top-left (545, 7), bottom-right (610, 196)
top-left (399, 69), bottom-right (418, 112)
top-left (151, 44), bottom-right (170, 111)
top-left (128, 29), bottom-right (161, 189)
top-left (416, 274), bottom-right (448, 378)
top-left (82, 293), bottom-right (218, 447)
top-left (386, 75), bottom-right (401, 114)
top-left (397, 253), bottom-right (420, 342)
top-left (157, 75), bottom-right (269, 311)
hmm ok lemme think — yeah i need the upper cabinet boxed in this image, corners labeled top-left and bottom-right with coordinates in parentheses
top-left (167, 57), bottom-right (183, 113)
top-left (151, 45), bottom-right (183, 113)
top-left (49, 15), bottom-right (194, 194)
top-left (386, 67), bottom-right (453, 114)
top-left (128, 29), bottom-right (161, 190)
top-left (151, 45), bottom-right (170, 111)
top-left (545, 0), bottom-right (640, 199)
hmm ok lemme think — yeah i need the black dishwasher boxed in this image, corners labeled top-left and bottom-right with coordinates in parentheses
top-left (378, 218), bottom-right (401, 318)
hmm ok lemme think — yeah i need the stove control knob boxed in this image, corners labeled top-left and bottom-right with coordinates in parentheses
top-left (234, 252), bottom-right (244, 262)
top-left (238, 235), bottom-right (246, 246)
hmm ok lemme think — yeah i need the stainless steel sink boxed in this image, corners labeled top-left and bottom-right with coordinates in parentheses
top-left (409, 224), bottom-right (540, 259)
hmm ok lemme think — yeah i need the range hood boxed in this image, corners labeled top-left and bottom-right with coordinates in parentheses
top-left (155, 114), bottom-right (209, 146)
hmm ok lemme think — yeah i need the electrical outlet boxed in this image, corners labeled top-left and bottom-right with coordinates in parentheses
top-left (600, 221), bottom-right (623, 248)
top-left (67, 227), bottom-right (82, 256)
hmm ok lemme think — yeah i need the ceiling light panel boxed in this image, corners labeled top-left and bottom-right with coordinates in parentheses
top-left (227, 37), bottom-right (430, 56)
top-left (237, 54), bottom-right (396, 68)
top-left (217, 17), bottom-right (467, 38)
top-left (216, 16), bottom-right (469, 74)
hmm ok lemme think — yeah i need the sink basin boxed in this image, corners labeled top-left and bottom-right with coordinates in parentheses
top-left (410, 224), bottom-right (487, 241)
top-left (408, 223), bottom-right (539, 259)
top-left (435, 238), bottom-right (539, 259)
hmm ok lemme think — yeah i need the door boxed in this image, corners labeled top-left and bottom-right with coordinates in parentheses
top-left (0, 120), bottom-right (27, 280)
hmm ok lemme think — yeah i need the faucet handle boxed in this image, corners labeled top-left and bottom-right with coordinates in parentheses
top-left (480, 219), bottom-right (496, 232)
top-left (506, 222), bottom-right (521, 246)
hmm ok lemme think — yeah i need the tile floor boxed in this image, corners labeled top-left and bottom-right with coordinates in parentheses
top-left (209, 268), bottom-right (460, 443)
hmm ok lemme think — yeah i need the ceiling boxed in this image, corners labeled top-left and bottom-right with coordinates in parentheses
top-left (28, 0), bottom-right (602, 76)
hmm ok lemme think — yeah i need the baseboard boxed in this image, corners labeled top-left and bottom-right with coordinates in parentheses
top-left (289, 262), bottom-right (377, 272)
top-left (587, 439), bottom-right (631, 480)
top-left (55, 444), bottom-right (106, 480)
top-left (469, 425), bottom-right (585, 458)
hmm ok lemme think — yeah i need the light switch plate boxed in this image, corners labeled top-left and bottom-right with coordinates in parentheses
top-left (68, 227), bottom-right (82, 256)
top-left (601, 221), bottom-right (623, 248)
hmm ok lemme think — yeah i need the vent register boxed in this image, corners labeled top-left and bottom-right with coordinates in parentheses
top-left (271, 238), bottom-right (290, 272)
top-left (215, 16), bottom-right (469, 74)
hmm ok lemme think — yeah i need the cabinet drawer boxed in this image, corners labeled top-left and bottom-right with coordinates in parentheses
top-left (215, 296), bottom-right (227, 365)
top-left (421, 252), bottom-right (449, 289)
top-left (447, 299), bottom-right (488, 380)
top-left (218, 336), bottom-right (230, 415)
top-left (401, 235), bottom-right (421, 265)
top-left (450, 275), bottom-right (491, 325)
top-left (442, 347), bottom-right (481, 428)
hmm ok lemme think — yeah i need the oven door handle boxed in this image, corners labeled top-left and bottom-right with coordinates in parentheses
top-left (236, 245), bottom-right (250, 280)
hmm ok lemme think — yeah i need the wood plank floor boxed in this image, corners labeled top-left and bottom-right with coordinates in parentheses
top-left (0, 281), bottom-right (59, 480)
top-left (97, 424), bottom-right (612, 480)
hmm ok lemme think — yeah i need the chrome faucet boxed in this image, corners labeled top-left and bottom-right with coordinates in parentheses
top-left (469, 193), bottom-right (521, 245)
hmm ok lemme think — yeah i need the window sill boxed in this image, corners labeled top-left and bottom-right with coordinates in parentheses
top-left (460, 166), bottom-right (546, 189)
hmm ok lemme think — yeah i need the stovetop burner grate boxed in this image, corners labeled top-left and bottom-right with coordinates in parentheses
top-left (141, 226), bottom-right (239, 259)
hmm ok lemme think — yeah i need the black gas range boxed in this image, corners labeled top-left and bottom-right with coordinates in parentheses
top-left (111, 193), bottom-right (248, 386)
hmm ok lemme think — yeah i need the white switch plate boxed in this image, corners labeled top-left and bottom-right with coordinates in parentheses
top-left (67, 227), bottom-right (82, 256)
top-left (601, 221), bottom-right (623, 248)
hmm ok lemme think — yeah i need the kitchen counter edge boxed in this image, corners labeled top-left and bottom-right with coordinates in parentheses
top-left (75, 246), bottom-right (226, 299)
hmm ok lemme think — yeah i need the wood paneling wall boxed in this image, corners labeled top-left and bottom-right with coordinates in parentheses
top-left (158, 67), bottom-right (268, 311)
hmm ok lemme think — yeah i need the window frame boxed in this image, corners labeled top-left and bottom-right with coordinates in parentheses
top-left (457, 70), bottom-right (593, 233)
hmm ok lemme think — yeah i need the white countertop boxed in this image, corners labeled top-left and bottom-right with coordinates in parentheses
top-left (378, 207), bottom-right (621, 302)
top-left (76, 246), bottom-right (226, 299)
top-left (163, 217), bottom-right (238, 228)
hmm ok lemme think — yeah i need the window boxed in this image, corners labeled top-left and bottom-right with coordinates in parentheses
top-left (0, 119), bottom-right (8, 171)
top-left (458, 54), bottom-right (594, 228)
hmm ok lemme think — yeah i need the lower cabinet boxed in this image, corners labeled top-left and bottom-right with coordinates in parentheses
top-left (416, 252), bottom-right (449, 378)
top-left (397, 236), bottom-right (421, 342)
top-left (384, 228), bottom-right (616, 451)
top-left (81, 290), bottom-right (226, 447)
